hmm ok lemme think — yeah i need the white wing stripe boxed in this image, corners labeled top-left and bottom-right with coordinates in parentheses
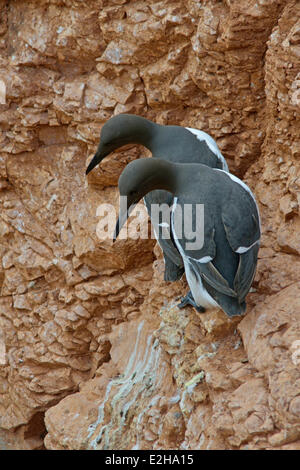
top-left (185, 127), bottom-right (229, 172)
top-left (235, 239), bottom-right (260, 254)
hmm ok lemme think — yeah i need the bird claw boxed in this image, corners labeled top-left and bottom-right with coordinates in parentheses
top-left (177, 293), bottom-right (206, 313)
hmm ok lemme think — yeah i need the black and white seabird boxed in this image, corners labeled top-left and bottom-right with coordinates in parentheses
top-left (86, 114), bottom-right (229, 290)
top-left (113, 158), bottom-right (260, 317)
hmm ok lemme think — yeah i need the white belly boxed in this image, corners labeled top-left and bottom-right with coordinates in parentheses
top-left (183, 256), bottom-right (219, 309)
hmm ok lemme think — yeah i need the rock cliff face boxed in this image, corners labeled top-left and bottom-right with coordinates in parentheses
top-left (0, 0), bottom-right (299, 450)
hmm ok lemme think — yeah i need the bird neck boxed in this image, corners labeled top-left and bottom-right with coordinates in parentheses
top-left (143, 160), bottom-right (179, 196)
top-left (130, 116), bottom-right (157, 149)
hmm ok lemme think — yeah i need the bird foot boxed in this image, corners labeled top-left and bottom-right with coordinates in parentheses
top-left (177, 293), bottom-right (206, 313)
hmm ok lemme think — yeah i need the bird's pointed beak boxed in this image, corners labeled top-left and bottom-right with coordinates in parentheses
top-left (86, 144), bottom-right (109, 175)
top-left (86, 155), bottom-right (99, 175)
top-left (113, 217), bottom-right (120, 243)
top-left (113, 196), bottom-right (137, 242)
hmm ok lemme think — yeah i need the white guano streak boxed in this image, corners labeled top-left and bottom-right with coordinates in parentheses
top-left (88, 321), bottom-right (165, 450)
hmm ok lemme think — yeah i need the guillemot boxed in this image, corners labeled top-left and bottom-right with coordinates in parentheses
top-left (113, 158), bottom-right (260, 317)
top-left (86, 114), bottom-right (229, 309)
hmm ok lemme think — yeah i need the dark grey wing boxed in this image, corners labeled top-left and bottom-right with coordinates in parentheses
top-left (221, 184), bottom-right (260, 301)
top-left (234, 243), bottom-right (259, 302)
top-left (173, 200), bottom-right (238, 298)
top-left (221, 187), bottom-right (260, 253)
top-left (188, 257), bottom-right (238, 298)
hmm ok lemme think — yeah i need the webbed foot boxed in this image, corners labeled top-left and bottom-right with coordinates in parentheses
top-left (177, 291), bottom-right (206, 313)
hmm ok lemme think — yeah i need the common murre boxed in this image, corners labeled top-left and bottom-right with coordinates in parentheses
top-left (113, 158), bottom-right (260, 317)
top-left (86, 114), bottom-right (229, 309)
